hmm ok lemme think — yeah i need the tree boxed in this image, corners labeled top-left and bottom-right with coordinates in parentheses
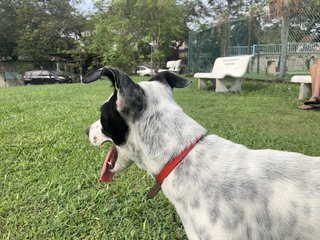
top-left (89, 0), bottom-right (191, 71)
top-left (202, 0), bottom-right (266, 55)
top-left (0, 0), bottom-right (18, 60)
top-left (269, 0), bottom-right (298, 77)
top-left (15, 0), bottom-right (87, 64)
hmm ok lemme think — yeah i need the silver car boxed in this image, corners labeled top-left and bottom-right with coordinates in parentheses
top-left (136, 66), bottom-right (155, 76)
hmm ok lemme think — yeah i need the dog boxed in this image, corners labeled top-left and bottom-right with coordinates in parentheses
top-left (84, 67), bottom-right (320, 240)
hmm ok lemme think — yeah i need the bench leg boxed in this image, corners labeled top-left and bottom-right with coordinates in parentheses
top-left (298, 83), bottom-right (311, 100)
top-left (229, 79), bottom-right (241, 92)
top-left (198, 79), bottom-right (207, 89)
top-left (215, 78), bottom-right (241, 93)
top-left (216, 79), bottom-right (229, 92)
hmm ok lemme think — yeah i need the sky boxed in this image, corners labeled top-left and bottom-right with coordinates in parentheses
top-left (75, 0), bottom-right (95, 13)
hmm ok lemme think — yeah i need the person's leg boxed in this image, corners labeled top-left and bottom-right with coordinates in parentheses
top-left (301, 60), bottom-right (320, 108)
top-left (311, 60), bottom-right (320, 98)
top-left (311, 63), bottom-right (316, 95)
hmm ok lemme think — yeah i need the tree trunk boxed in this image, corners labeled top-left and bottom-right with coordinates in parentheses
top-left (279, 1), bottom-right (289, 78)
top-left (222, 17), bottom-right (230, 57)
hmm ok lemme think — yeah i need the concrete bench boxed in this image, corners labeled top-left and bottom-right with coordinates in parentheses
top-left (158, 59), bottom-right (182, 74)
top-left (194, 55), bottom-right (253, 92)
top-left (291, 75), bottom-right (312, 100)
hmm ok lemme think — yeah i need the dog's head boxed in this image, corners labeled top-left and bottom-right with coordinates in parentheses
top-left (84, 67), bottom-right (192, 181)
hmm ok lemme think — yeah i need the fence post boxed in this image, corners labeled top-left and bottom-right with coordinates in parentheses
top-left (253, 45), bottom-right (260, 73)
top-left (4, 72), bottom-right (7, 87)
top-left (187, 31), bottom-right (194, 74)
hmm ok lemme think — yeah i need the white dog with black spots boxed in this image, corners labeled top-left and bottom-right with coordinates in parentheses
top-left (85, 67), bottom-right (320, 240)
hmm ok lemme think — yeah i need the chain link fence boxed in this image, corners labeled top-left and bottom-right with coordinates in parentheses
top-left (188, 0), bottom-right (320, 79)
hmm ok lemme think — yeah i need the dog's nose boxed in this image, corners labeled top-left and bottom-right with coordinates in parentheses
top-left (86, 127), bottom-right (90, 136)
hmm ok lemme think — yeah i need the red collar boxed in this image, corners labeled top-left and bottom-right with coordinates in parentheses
top-left (146, 136), bottom-right (203, 199)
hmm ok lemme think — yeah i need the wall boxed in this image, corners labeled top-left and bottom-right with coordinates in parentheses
top-left (250, 54), bottom-right (320, 75)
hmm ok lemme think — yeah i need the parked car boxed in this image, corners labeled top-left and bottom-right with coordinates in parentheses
top-left (136, 65), bottom-right (155, 76)
top-left (23, 70), bottom-right (72, 85)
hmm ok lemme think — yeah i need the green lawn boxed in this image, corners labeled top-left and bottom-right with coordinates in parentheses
top-left (1, 78), bottom-right (319, 239)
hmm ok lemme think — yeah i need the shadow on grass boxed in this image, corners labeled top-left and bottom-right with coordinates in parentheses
top-left (242, 81), bottom-right (269, 92)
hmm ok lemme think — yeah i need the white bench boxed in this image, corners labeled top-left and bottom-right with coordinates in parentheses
top-left (194, 55), bottom-right (253, 92)
top-left (291, 75), bottom-right (312, 100)
top-left (158, 59), bottom-right (182, 74)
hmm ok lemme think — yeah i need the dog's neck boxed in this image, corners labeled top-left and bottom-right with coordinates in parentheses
top-left (146, 135), bottom-right (204, 199)
top-left (123, 110), bottom-right (206, 177)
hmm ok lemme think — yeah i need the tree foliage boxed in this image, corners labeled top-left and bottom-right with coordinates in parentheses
top-left (0, 0), bottom-right (203, 70)
top-left (0, 0), bottom-right (18, 60)
top-left (16, 0), bottom-right (87, 63)
top-left (0, 0), bottom-right (87, 64)
top-left (1, 0), bottom-right (319, 72)
top-left (88, 0), bottom-right (191, 70)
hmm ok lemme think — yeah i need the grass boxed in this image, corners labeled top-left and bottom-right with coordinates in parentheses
top-left (1, 78), bottom-right (319, 239)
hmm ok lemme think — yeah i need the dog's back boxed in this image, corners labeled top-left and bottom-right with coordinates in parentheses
top-left (162, 134), bottom-right (320, 239)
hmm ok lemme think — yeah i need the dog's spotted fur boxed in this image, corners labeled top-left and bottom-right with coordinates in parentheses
top-left (85, 67), bottom-right (320, 240)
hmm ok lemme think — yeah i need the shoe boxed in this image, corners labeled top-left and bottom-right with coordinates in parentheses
top-left (298, 104), bottom-right (320, 110)
top-left (304, 96), bottom-right (320, 105)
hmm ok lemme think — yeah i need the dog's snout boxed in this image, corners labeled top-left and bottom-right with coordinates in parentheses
top-left (86, 127), bottom-right (90, 136)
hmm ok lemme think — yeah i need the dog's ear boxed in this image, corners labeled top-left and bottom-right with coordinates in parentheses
top-left (107, 68), bottom-right (146, 118)
top-left (82, 67), bottom-right (131, 90)
top-left (150, 71), bottom-right (192, 89)
top-left (87, 67), bottom-right (146, 118)
top-left (82, 68), bottom-right (105, 83)
top-left (101, 67), bottom-right (135, 92)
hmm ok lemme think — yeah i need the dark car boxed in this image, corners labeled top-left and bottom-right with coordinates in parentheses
top-left (23, 70), bottom-right (72, 85)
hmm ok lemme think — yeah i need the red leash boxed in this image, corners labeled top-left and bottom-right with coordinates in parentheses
top-left (146, 136), bottom-right (203, 199)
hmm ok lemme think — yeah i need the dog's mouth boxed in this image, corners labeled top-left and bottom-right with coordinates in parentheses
top-left (100, 145), bottom-right (118, 182)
